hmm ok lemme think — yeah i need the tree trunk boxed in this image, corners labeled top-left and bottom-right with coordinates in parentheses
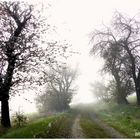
top-left (1, 99), bottom-right (11, 127)
top-left (116, 88), bottom-right (129, 105)
top-left (136, 87), bottom-right (140, 105)
top-left (117, 95), bottom-right (129, 105)
top-left (0, 58), bottom-right (15, 127)
top-left (116, 86), bottom-right (129, 105)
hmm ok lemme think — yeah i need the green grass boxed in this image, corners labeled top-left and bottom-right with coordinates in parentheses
top-left (43, 112), bottom-right (75, 138)
top-left (1, 112), bottom-right (75, 138)
top-left (80, 115), bottom-right (110, 138)
top-left (95, 104), bottom-right (140, 138)
top-left (1, 116), bottom-right (56, 138)
top-left (73, 101), bottom-right (140, 138)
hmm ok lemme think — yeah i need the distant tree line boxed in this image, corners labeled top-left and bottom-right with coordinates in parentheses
top-left (90, 11), bottom-right (140, 105)
top-left (36, 65), bottom-right (78, 115)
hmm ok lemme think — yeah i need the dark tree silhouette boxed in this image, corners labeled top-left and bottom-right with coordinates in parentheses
top-left (0, 1), bottom-right (38, 127)
top-left (36, 65), bottom-right (77, 114)
top-left (90, 11), bottom-right (136, 104)
top-left (0, 1), bottom-right (61, 127)
top-left (102, 43), bottom-right (133, 104)
top-left (112, 12), bottom-right (140, 105)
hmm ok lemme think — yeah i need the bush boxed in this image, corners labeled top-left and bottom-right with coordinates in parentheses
top-left (13, 111), bottom-right (27, 127)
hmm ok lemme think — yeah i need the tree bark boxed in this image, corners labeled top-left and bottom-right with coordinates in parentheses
top-left (116, 88), bottom-right (129, 105)
top-left (116, 96), bottom-right (129, 105)
top-left (1, 99), bottom-right (11, 127)
top-left (113, 71), bottom-right (129, 105)
top-left (0, 58), bottom-right (15, 127)
top-left (136, 87), bottom-right (140, 105)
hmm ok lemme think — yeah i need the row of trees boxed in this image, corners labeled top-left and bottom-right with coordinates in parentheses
top-left (90, 11), bottom-right (140, 105)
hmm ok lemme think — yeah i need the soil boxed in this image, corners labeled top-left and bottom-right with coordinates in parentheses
top-left (71, 115), bottom-right (85, 138)
top-left (71, 112), bottom-right (126, 138)
top-left (88, 112), bottom-right (127, 138)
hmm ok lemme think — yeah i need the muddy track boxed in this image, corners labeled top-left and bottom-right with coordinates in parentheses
top-left (71, 115), bottom-right (85, 138)
top-left (70, 111), bottom-right (126, 138)
top-left (88, 112), bottom-right (127, 138)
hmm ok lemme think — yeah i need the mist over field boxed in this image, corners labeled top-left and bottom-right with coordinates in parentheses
top-left (0, 0), bottom-right (140, 138)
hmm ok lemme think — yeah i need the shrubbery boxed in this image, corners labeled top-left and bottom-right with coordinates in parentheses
top-left (12, 111), bottom-right (27, 127)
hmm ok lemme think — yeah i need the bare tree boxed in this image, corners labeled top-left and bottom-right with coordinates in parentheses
top-left (0, 1), bottom-right (39, 127)
top-left (0, 1), bottom-right (66, 127)
top-left (112, 12), bottom-right (140, 105)
top-left (90, 11), bottom-right (136, 104)
top-left (90, 81), bottom-right (112, 102)
top-left (102, 43), bottom-right (134, 104)
top-left (36, 65), bottom-right (78, 114)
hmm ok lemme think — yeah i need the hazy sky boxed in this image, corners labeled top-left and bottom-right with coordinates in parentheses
top-left (10, 0), bottom-right (140, 113)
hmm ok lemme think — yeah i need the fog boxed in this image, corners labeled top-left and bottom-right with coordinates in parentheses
top-left (1, 0), bottom-right (140, 138)
top-left (8, 0), bottom-right (140, 114)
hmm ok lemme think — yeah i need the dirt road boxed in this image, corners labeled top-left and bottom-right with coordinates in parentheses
top-left (71, 112), bottom-right (126, 138)
top-left (88, 112), bottom-right (126, 138)
top-left (71, 115), bottom-right (85, 138)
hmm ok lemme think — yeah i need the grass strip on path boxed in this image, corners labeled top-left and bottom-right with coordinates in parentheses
top-left (95, 104), bottom-right (140, 138)
top-left (80, 115), bottom-right (110, 138)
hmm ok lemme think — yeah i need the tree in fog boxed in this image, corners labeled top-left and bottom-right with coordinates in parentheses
top-left (90, 11), bottom-right (138, 104)
top-left (0, 1), bottom-right (38, 127)
top-left (90, 81), bottom-right (113, 102)
top-left (90, 31), bottom-right (133, 104)
top-left (36, 65), bottom-right (77, 114)
top-left (0, 1), bottom-right (64, 127)
top-left (101, 43), bottom-right (134, 104)
top-left (112, 12), bottom-right (140, 105)
top-left (91, 79), bottom-right (133, 104)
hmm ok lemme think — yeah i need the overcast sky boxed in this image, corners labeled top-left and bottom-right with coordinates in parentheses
top-left (10, 0), bottom-right (140, 113)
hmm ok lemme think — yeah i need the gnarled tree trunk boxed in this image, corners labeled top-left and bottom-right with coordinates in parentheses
top-left (136, 84), bottom-right (140, 105)
top-left (113, 71), bottom-right (129, 105)
top-left (116, 95), bottom-right (128, 105)
top-left (1, 98), bottom-right (11, 127)
top-left (1, 58), bottom-right (15, 127)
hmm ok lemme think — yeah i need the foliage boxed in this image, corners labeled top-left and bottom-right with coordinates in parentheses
top-left (12, 111), bottom-right (27, 128)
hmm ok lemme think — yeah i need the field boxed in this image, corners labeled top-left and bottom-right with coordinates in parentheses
top-left (0, 112), bottom-right (75, 138)
top-left (1, 101), bottom-right (140, 138)
top-left (94, 104), bottom-right (140, 138)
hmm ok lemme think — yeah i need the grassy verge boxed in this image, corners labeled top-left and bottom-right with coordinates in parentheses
top-left (80, 115), bottom-right (110, 138)
top-left (43, 112), bottom-right (75, 138)
top-left (95, 104), bottom-right (140, 138)
top-left (1, 112), bottom-right (75, 138)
